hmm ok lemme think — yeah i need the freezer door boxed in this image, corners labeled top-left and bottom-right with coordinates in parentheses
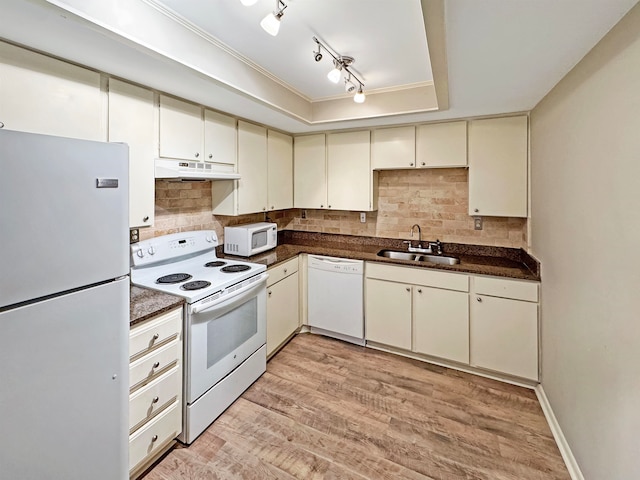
top-left (0, 130), bottom-right (129, 308)
top-left (0, 278), bottom-right (129, 480)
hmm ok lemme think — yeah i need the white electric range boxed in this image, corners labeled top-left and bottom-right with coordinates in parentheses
top-left (130, 230), bottom-right (268, 444)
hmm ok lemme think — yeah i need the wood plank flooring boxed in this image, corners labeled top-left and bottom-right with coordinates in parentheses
top-left (143, 334), bottom-right (570, 480)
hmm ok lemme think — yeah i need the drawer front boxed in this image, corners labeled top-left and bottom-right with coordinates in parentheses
top-left (129, 366), bottom-right (181, 433)
top-left (129, 401), bottom-right (181, 472)
top-left (267, 257), bottom-right (299, 287)
top-left (130, 307), bottom-right (182, 360)
top-left (130, 340), bottom-right (181, 392)
top-left (366, 262), bottom-right (469, 292)
top-left (473, 276), bottom-right (538, 302)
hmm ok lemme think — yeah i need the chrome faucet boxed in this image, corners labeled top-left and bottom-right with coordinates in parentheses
top-left (404, 224), bottom-right (433, 253)
top-left (410, 224), bottom-right (422, 247)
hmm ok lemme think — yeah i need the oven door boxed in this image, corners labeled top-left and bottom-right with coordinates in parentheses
top-left (185, 274), bottom-right (267, 404)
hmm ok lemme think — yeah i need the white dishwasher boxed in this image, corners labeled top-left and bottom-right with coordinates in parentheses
top-left (307, 255), bottom-right (364, 345)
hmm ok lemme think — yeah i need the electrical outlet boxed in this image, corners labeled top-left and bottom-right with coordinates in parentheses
top-left (474, 217), bottom-right (483, 230)
top-left (301, 210), bottom-right (307, 219)
top-left (130, 228), bottom-right (139, 244)
top-left (360, 212), bottom-right (366, 223)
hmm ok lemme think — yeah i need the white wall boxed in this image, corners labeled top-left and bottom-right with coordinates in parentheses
top-left (530, 3), bottom-right (640, 479)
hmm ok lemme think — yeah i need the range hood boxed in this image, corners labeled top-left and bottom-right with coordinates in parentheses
top-left (155, 158), bottom-right (240, 181)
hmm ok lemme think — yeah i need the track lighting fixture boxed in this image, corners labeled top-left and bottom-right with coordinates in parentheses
top-left (313, 37), bottom-right (366, 103)
top-left (260, 0), bottom-right (287, 36)
top-left (239, 0), bottom-right (258, 6)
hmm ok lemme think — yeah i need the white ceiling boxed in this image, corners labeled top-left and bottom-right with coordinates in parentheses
top-left (153, 0), bottom-right (433, 100)
top-left (0, 0), bottom-right (638, 133)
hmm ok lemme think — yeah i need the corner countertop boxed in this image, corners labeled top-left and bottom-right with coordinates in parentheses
top-left (130, 285), bottom-right (184, 327)
top-left (218, 230), bottom-right (541, 282)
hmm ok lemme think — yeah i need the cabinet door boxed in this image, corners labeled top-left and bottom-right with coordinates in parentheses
top-left (416, 121), bottom-right (467, 168)
top-left (413, 287), bottom-right (469, 364)
top-left (293, 134), bottom-right (326, 209)
top-left (371, 126), bottom-right (415, 169)
top-left (266, 272), bottom-right (299, 357)
top-left (108, 79), bottom-right (156, 228)
top-left (159, 95), bottom-right (203, 161)
top-left (237, 121), bottom-right (268, 214)
top-left (365, 279), bottom-right (411, 350)
top-left (0, 42), bottom-right (103, 141)
top-left (468, 116), bottom-right (528, 217)
top-left (204, 109), bottom-right (236, 165)
top-left (327, 130), bottom-right (371, 211)
top-left (470, 294), bottom-right (538, 380)
top-left (267, 130), bottom-right (293, 211)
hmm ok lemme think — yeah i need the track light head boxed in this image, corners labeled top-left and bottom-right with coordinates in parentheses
top-left (354, 86), bottom-right (366, 103)
top-left (261, 0), bottom-right (287, 36)
top-left (314, 46), bottom-right (323, 62)
top-left (327, 60), bottom-right (342, 84)
top-left (344, 76), bottom-right (356, 93)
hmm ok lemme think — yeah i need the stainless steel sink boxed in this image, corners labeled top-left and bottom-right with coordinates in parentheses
top-left (377, 250), bottom-right (460, 265)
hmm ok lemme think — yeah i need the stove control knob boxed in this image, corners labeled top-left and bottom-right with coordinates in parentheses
top-left (147, 246), bottom-right (156, 255)
top-left (205, 235), bottom-right (212, 243)
top-left (136, 249), bottom-right (144, 258)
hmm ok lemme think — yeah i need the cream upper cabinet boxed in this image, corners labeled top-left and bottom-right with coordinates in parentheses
top-left (267, 130), bottom-right (293, 211)
top-left (413, 287), bottom-right (469, 364)
top-left (0, 41), bottom-right (104, 141)
top-left (237, 121), bottom-right (268, 214)
top-left (294, 134), bottom-right (327, 209)
top-left (159, 95), bottom-right (203, 161)
top-left (416, 121), bottom-right (467, 168)
top-left (371, 126), bottom-right (416, 169)
top-left (468, 115), bottom-right (528, 217)
top-left (470, 276), bottom-right (539, 380)
top-left (204, 109), bottom-right (236, 166)
top-left (108, 79), bottom-right (156, 229)
top-left (327, 130), bottom-right (376, 211)
top-left (365, 278), bottom-right (412, 350)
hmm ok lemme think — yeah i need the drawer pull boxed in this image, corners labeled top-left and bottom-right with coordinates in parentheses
top-left (153, 362), bottom-right (160, 369)
top-left (152, 396), bottom-right (159, 404)
top-left (477, 297), bottom-right (482, 302)
top-left (151, 435), bottom-right (158, 442)
top-left (283, 268), bottom-right (287, 274)
top-left (152, 333), bottom-right (160, 341)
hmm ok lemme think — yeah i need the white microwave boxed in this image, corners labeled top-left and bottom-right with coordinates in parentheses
top-left (224, 222), bottom-right (277, 257)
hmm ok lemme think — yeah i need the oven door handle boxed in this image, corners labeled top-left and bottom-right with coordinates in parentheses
top-left (189, 273), bottom-right (269, 316)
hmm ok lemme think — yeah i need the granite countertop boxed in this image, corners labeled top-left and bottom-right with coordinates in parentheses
top-left (130, 285), bottom-right (185, 327)
top-left (219, 231), bottom-right (540, 282)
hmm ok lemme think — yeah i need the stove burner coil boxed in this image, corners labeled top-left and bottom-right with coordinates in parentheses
top-left (157, 273), bottom-right (192, 284)
top-left (180, 280), bottom-right (212, 291)
top-left (204, 261), bottom-right (227, 268)
top-left (221, 264), bottom-right (251, 273)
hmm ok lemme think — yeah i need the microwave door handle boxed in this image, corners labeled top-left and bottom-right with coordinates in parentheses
top-left (190, 273), bottom-right (268, 316)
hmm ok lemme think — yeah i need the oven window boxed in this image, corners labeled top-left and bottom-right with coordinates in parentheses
top-left (206, 297), bottom-right (258, 368)
top-left (251, 230), bottom-right (267, 249)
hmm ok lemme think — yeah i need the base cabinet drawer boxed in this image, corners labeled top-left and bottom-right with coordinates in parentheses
top-left (129, 366), bottom-right (181, 433)
top-left (130, 308), bottom-right (182, 360)
top-left (129, 340), bottom-right (181, 391)
top-left (129, 401), bottom-right (181, 472)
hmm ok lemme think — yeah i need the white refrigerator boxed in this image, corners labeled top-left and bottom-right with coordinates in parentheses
top-left (0, 130), bottom-right (130, 479)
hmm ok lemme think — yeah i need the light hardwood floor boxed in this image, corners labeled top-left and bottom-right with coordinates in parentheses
top-left (143, 334), bottom-right (570, 480)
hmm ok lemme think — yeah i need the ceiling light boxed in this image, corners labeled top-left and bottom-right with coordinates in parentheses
top-left (261, 0), bottom-right (287, 36)
top-left (240, 0), bottom-right (258, 6)
top-left (327, 60), bottom-right (342, 84)
top-left (313, 37), bottom-right (366, 103)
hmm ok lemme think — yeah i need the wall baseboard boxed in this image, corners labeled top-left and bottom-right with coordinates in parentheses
top-left (535, 385), bottom-right (585, 480)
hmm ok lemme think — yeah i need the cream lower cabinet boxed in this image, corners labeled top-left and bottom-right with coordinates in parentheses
top-left (470, 276), bottom-right (539, 380)
top-left (266, 257), bottom-right (299, 357)
top-left (108, 79), bottom-right (156, 228)
top-left (365, 263), bottom-right (469, 363)
top-left (129, 307), bottom-right (183, 479)
top-left (0, 41), bottom-right (104, 141)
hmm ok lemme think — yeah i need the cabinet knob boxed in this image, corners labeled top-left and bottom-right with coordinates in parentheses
top-left (328, 205), bottom-right (332, 208)
top-left (421, 162), bottom-right (426, 166)
top-left (410, 163), bottom-right (414, 166)
top-left (0, 122), bottom-right (4, 129)
top-left (474, 208), bottom-right (479, 213)
top-left (284, 269), bottom-right (287, 274)
top-left (320, 204), bottom-right (324, 208)
top-left (477, 297), bottom-right (482, 302)
top-left (417, 289), bottom-right (422, 293)
top-left (208, 153), bottom-right (213, 159)
top-left (143, 216), bottom-right (149, 222)
top-left (406, 287), bottom-right (410, 292)
top-left (195, 152), bottom-right (200, 158)
top-left (151, 435), bottom-right (158, 442)
top-left (271, 206), bottom-right (274, 209)
top-left (263, 207), bottom-right (266, 211)
top-left (152, 361), bottom-right (160, 369)
top-left (268, 290), bottom-right (272, 296)
top-left (152, 396), bottom-right (159, 404)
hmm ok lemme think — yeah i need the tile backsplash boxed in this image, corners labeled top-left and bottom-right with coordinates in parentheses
top-left (141, 169), bottom-right (527, 249)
